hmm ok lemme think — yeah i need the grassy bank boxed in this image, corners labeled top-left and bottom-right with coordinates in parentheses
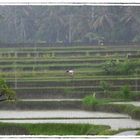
top-left (0, 123), bottom-right (110, 135)
top-left (84, 100), bottom-right (140, 120)
top-left (93, 103), bottom-right (140, 120)
top-left (0, 122), bottom-right (139, 135)
top-left (100, 128), bottom-right (140, 135)
top-left (137, 131), bottom-right (140, 135)
top-left (0, 100), bottom-right (82, 110)
top-left (82, 96), bottom-right (140, 120)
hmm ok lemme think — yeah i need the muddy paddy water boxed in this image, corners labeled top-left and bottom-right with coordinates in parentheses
top-left (0, 110), bottom-right (140, 130)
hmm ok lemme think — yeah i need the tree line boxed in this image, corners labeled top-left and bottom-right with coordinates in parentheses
top-left (0, 6), bottom-right (140, 44)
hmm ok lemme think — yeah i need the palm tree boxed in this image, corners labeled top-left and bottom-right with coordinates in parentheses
top-left (91, 7), bottom-right (116, 42)
top-left (120, 7), bottom-right (140, 42)
top-left (93, 7), bottom-right (114, 31)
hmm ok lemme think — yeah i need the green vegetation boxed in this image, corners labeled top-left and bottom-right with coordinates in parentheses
top-left (0, 123), bottom-right (29, 135)
top-left (0, 79), bottom-right (16, 102)
top-left (82, 96), bottom-right (111, 107)
top-left (100, 81), bottom-right (111, 96)
top-left (94, 103), bottom-right (140, 120)
top-left (0, 45), bottom-right (139, 110)
top-left (82, 96), bottom-right (99, 106)
top-left (100, 128), bottom-right (140, 135)
top-left (121, 85), bottom-right (132, 99)
top-left (99, 129), bottom-right (119, 135)
top-left (1, 122), bottom-right (139, 135)
top-left (0, 45), bottom-right (139, 136)
top-left (137, 131), bottom-right (140, 135)
top-left (0, 6), bottom-right (139, 135)
top-left (82, 90), bottom-right (140, 120)
top-left (103, 59), bottom-right (140, 75)
top-left (0, 123), bottom-right (110, 135)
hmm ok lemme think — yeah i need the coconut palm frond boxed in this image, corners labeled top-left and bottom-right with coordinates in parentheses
top-left (105, 14), bottom-right (114, 28)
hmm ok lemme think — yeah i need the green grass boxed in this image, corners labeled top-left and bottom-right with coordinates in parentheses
top-left (100, 128), bottom-right (140, 135)
top-left (82, 94), bottom-right (140, 120)
top-left (0, 63), bottom-right (104, 68)
top-left (14, 87), bottom-right (96, 95)
top-left (0, 100), bottom-right (82, 110)
top-left (82, 96), bottom-right (115, 107)
top-left (83, 96), bottom-right (99, 106)
top-left (0, 49), bottom-right (139, 54)
top-left (0, 123), bottom-right (110, 135)
top-left (137, 131), bottom-right (140, 135)
top-left (2, 71), bottom-right (139, 80)
top-left (0, 123), bottom-right (29, 135)
top-left (92, 103), bottom-right (140, 120)
top-left (0, 119), bottom-right (139, 136)
top-left (0, 45), bottom-right (139, 52)
top-left (0, 57), bottom-right (125, 62)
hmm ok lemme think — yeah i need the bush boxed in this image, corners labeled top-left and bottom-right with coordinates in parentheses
top-left (100, 81), bottom-right (111, 95)
top-left (0, 79), bottom-right (16, 102)
top-left (82, 95), bottom-right (110, 108)
top-left (103, 59), bottom-right (139, 75)
top-left (102, 60), bottom-right (118, 75)
top-left (121, 85), bottom-right (132, 99)
top-left (131, 108), bottom-right (140, 119)
top-left (82, 95), bottom-right (98, 106)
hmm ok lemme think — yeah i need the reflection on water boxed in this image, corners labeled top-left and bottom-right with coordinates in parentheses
top-left (111, 102), bottom-right (140, 107)
top-left (114, 130), bottom-right (139, 136)
top-left (0, 110), bottom-right (140, 130)
top-left (0, 110), bottom-right (128, 118)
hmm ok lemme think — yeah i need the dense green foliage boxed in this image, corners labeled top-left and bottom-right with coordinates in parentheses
top-left (0, 79), bottom-right (16, 102)
top-left (82, 95), bottom-right (98, 106)
top-left (82, 96), bottom-right (111, 107)
top-left (0, 6), bottom-right (140, 43)
top-left (0, 123), bottom-right (110, 135)
top-left (103, 59), bottom-right (139, 75)
top-left (121, 85), bottom-right (132, 99)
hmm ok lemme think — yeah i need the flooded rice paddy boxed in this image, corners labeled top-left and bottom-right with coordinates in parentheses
top-left (0, 110), bottom-right (140, 130)
top-left (0, 110), bottom-right (129, 119)
top-left (111, 102), bottom-right (140, 107)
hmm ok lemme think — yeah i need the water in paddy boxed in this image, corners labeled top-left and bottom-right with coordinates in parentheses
top-left (114, 130), bottom-right (139, 136)
top-left (0, 110), bottom-right (140, 130)
top-left (0, 110), bottom-right (129, 119)
top-left (111, 101), bottom-right (140, 107)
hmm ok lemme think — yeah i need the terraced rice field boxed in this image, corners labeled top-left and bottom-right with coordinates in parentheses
top-left (0, 46), bottom-right (139, 101)
top-left (0, 45), bottom-right (140, 133)
top-left (0, 45), bottom-right (139, 102)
